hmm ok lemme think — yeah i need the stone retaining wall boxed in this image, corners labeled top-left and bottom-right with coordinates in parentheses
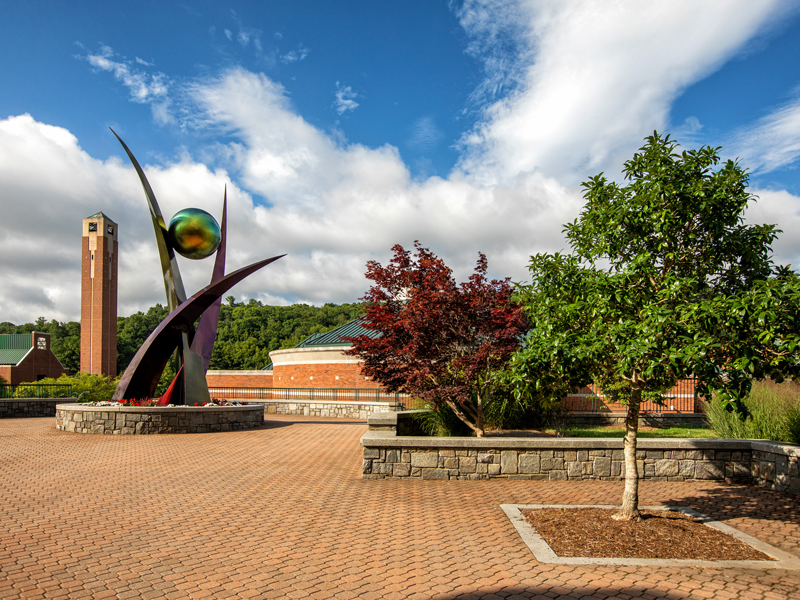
top-left (56, 404), bottom-right (263, 434)
top-left (0, 399), bottom-right (63, 418)
top-left (361, 412), bottom-right (800, 496)
top-left (251, 399), bottom-right (396, 420)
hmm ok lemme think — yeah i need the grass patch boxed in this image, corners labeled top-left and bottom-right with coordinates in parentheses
top-left (550, 425), bottom-right (717, 438)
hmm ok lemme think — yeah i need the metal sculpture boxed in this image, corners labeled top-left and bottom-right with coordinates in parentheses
top-left (110, 130), bottom-right (284, 403)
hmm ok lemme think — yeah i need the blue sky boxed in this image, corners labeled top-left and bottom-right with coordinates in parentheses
top-left (2, 0), bottom-right (800, 324)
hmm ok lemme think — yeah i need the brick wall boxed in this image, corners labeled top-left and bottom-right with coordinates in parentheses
top-left (272, 362), bottom-right (377, 388)
top-left (269, 346), bottom-right (377, 389)
top-left (206, 370), bottom-right (273, 389)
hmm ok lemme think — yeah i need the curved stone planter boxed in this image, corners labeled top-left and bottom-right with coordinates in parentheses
top-left (56, 403), bottom-right (263, 434)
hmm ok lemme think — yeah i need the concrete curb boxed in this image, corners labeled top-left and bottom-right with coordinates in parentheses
top-left (501, 504), bottom-right (800, 569)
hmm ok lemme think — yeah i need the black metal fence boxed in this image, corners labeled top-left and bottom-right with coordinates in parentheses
top-left (0, 384), bottom-right (74, 399)
top-left (209, 379), bottom-right (701, 414)
top-left (563, 378), bottom-right (699, 413)
top-left (209, 387), bottom-right (412, 408)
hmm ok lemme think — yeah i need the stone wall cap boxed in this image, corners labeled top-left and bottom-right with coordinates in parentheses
top-left (361, 431), bottom-right (397, 443)
top-left (750, 439), bottom-right (800, 457)
top-left (56, 403), bottom-right (262, 413)
top-left (2, 398), bottom-right (64, 403)
top-left (367, 411), bottom-right (398, 426)
top-left (360, 431), bottom-right (757, 450)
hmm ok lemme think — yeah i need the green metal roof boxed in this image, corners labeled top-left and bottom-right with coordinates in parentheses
top-left (294, 318), bottom-right (380, 348)
top-left (86, 211), bottom-right (114, 220)
top-left (0, 334), bottom-right (32, 365)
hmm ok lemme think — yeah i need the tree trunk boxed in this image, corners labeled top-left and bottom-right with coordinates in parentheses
top-left (614, 384), bottom-right (642, 521)
top-left (474, 409), bottom-right (485, 437)
top-left (445, 399), bottom-right (485, 437)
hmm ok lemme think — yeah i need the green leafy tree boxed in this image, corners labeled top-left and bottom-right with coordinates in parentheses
top-left (512, 132), bottom-right (798, 520)
top-left (7, 302), bottom-right (366, 378)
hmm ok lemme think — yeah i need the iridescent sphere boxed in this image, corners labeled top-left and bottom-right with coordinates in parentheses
top-left (167, 208), bottom-right (221, 260)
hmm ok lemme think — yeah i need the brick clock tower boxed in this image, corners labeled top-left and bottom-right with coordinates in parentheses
top-left (80, 212), bottom-right (118, 377)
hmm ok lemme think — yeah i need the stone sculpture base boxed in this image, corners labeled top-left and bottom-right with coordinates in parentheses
top-left (56, 403), bottom-right (263, 434)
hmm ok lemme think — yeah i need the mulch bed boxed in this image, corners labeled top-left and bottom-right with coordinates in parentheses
top-left (521, 507), bottom-right (774, 561)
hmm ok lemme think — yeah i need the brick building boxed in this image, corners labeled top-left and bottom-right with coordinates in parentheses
top-left (80, 212), bottom-right (118, 377)
top-left (268, 319), bottom-right (379, 389)
top-left (0, 332), bottom-right (69, 385)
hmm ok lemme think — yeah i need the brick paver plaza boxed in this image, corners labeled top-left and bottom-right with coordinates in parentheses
top-left (2, 416), bottom-right (799, 599)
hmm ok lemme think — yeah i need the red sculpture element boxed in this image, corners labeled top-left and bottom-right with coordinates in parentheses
top-left (157, 366), bottom-right (183, 406)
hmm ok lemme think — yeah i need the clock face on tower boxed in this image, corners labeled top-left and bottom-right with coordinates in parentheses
top-left (107, 225), bottom-right (114, 235)
top-left (88, 222), bottom-right (97, 232)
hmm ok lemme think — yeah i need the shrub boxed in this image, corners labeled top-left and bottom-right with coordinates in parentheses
top-left (704, 379), bottom-right (800, 444)
top-left (413, 389), bottom-right (564, 436)
top-left (14, 373), bottom-right (119, 402)
top-left (413, 401), bottom-right (474, 437)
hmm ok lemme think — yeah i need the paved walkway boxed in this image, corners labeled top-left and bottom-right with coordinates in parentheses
top-left (1, 416), bottom-right (799, 600)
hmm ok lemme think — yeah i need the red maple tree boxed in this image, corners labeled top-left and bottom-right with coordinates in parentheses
top-left (346, 242), bottom-right (528, 437)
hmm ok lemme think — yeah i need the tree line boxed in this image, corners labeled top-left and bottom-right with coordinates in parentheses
top-left (0, 300), bottom-right (365, 375)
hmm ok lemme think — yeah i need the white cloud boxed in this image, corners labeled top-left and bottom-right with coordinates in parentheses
top-left (0, 114), bottom-right (268, 324)
top-left (333, 82), bottom-right (359, 115)
top-left (408, 117), bottom-right (445, 152)
top-left (280, 45), bottom-right (310, 64)
top-left (182, 68), bottom-right (582, 299)
top-left (5, 0), bottom-right (799, 326)
top-left (727, 95), bottom-right (800, 174)
top-left (85, 45), bottom-right (169, 104)
top-left (455, 0), bottom-right (788, 186)
top-left (83, 45), bottom-right (172, 125)
top-left (745, 187), bottom-right (800, 269)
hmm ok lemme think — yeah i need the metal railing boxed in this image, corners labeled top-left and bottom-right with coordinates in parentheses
top-left (563, 378), bottom-right (698, 413)
top-left (208, 378), bottom-right (700, 414)
top-left (0, 384), bottom-right (74, 399)
top-left (208, 387), bottom-right (412, 409)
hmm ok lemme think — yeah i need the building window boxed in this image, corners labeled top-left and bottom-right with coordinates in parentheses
top-left (36, 337), bottom-right (46, 350)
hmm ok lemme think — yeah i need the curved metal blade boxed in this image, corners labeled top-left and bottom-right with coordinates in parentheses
top-left (110, 128), bottom-right (187, 309)
top-left (113, 254), bottom-right (285, 400)
top-left (191, 187), bottom-right (228, 371)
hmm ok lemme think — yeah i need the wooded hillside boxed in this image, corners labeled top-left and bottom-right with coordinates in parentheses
top-left (0, 300), bottom-right (365, 375)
